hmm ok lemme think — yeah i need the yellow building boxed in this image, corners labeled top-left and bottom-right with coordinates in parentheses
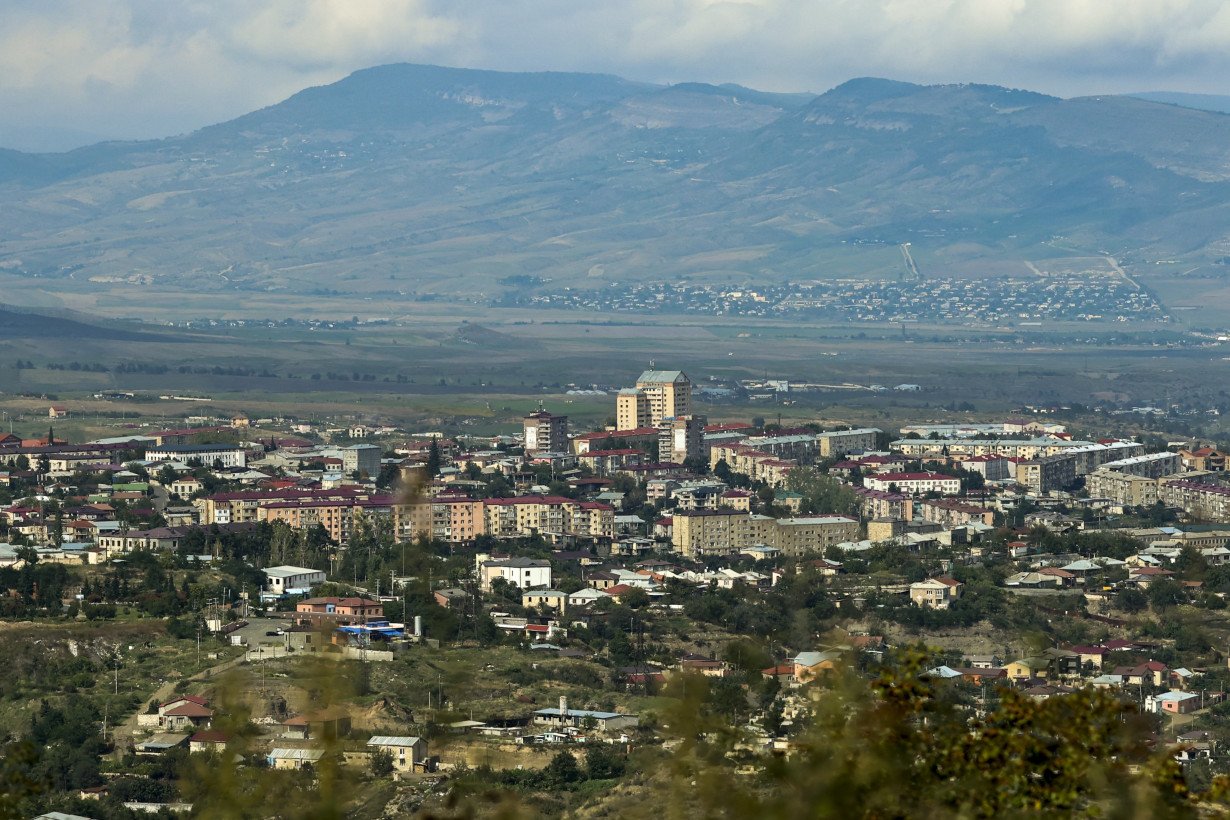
top-left (617, 370), bottom-right (691, 429)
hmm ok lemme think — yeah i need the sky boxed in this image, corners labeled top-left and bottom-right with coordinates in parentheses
top-left (3, 0), bottom-right (1230, 151)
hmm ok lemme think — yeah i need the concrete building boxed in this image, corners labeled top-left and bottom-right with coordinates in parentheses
top-left (658, 414), bottom-right (706, 464)
top-left (366, 736), bottom-right (428, 773)
top-left (863, 472), bottom-right (961, 496)
top-left (960, 454), bottom-right (1012, 482)
top-left (617, 370), bottom-right (692, 430)
top-left (1015, 454), bottom-right (1077, 495)
top-left (1100, 451), bottom-right (1183, 479)
top-left (263, 565), bottom-right (326, 597)
top-left (523, 411), bottom-right (569, 456)
top-left (479, 557), bottom-right (552, 591)
top-left (1087, 470), bottom-right (1162, 508)
top-left (533, 698), bottom-right (639, 732)
top-left (672, 509), bottom-right (859, 558)
top-left (909, 577), bottom-right (962, 609)
top-left (145, 444), bottom-right (247, 469)
top-left (616, 389), bottom-right (650, 431)
top-left (817, 428), bottom-right (881, 458)
top-left (773, 516), bottom-right (860, 556)
top-left (294, 597), bottom-right (383, 626)
top-left (891, 437), bottom-right (1101, 460)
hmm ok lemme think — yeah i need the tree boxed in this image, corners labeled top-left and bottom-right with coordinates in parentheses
top-left (1118, 587), bottom-right (1148, 614)
top-left (426, 439), bottom-right (442, 477)
top-left (544, 751), bottom-right (583, 787)
top-left (621, 587), bottom-right (650, 609)
top-left (785, 468), bottom-right (858, 516)
top-left (369, 749), bottom-right (394, 777)
top-left (585, 744), bottom-right (626, 779)
top-left (1148, 578), bottom-right (1185, 610)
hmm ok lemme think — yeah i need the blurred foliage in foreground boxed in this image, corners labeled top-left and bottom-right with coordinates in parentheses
top-left (442, 649), bottom-right (1230, 819)
top-left (7, 649), bottom-right (1230, 818)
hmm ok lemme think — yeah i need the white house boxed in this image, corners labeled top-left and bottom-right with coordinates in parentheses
top-left (263, 565), bottom-right (326, 598)
top-left (863, 472), bottom-right (961, 496)
top-left (479, 557), bottom-right (552, 591)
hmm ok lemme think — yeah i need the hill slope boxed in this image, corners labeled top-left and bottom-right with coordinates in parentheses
top-left (1, 64), bottom-right (1228, 305)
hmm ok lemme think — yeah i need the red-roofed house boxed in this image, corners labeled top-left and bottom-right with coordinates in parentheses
top-left (295, 596), bottom-right (384, 626)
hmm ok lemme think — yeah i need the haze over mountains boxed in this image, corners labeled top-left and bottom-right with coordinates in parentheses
top-left (2, 63), bottom-right (1230, 306)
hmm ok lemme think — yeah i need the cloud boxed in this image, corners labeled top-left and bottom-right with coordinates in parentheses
top-left (1, 0), bottom-right (1230, 149)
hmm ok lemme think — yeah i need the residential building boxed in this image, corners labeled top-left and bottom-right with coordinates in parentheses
top-left (533, 700), bottom-right (639, 732)
top-left (480, 557), bottom-right (552, 591)
top-left (1180, 447), bottom-right (1228, 472)
top-left (263, 565), bottom-right (326, 598)
top-left (1159, 480), bottom-right (1230, 521)
top-left (920, 498), bottom-right (996, 527)
top-left (672, 510), bottom-right (859, 558)
top-left (909, 577), bottom-right (963, 609)
top-left (522, 589), bottom-right (568, 613)
top-left (773, 516), bottom-right (861, 556)
top-left (658, 415), bottom-right (707, 464)
top-left (817, 428), bottom-right (882, 458)
top-left (616, 389), bottom-right (651, 431)
top-left (891, 437), bottom-right (1102, 460)
top-left (791, 650), bottom-right (843, 683)
top-left (863, 472), bottom-right (961, 496)
top-left (269, 748), bottom-right (325, 771)
top-left (1087, 470), bottom-right (1163, 508)
top-left (637, 369), bottom-right (692, 424)
top-left (481, 496), bottom-right (614, 541)
top-left (259, 497), bottom-right (398, 544)
top-left (367, 736), bottom-right (428, 772)
top-left (1015, 454), bottom-right (1077, 494)
top-left (855, 487), bottom-right (914, 521)
top-left (524, 411), bottom-right (569, 455)
top-left (294, 597), bottom-right (384, 626)
top-left (960, 454), bottom-right (1012, 482)
top-left (1100, 452), bottom-right (1183, 479)
top-left (146, 444), bottom-right (247, 469)
top-left (672, 508), bottom-right (753, 558)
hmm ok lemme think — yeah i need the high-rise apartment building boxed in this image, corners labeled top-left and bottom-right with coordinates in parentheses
top-left (524, 411), bottom-right (569, 455)
top-left (616, 369), bottom-right (691, 430)
top-left (659, 414), bottom-right (707, 464)
top-left (616, 389), bottom-right (650, 431)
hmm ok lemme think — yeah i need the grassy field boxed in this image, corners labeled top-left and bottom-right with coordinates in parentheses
top-left (2, 293), bottom-right (1229, 442)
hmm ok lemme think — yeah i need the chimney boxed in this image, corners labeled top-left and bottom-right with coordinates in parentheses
top-left (559, 696), bottom-right (568, 719)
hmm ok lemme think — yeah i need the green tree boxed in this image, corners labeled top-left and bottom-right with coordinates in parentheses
top-left (544, 751), bottom-right (583, 787)
top-left (1119, 587), bottom-right (1148, 614)
top-left (1148, 578), bottom-right (1185, 610)
top-left (426, 439), bottom-right (442, 477)
top-left (585, 744), bottom-right (626, 779)
top-left (369, 749), bottom-right (394, 778)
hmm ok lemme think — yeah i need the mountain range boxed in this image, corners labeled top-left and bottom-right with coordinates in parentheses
top-left (2, 63), bottom-right (1230, 305)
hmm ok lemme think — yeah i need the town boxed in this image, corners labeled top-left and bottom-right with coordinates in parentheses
top-left (501, 273), bottom-right (1171, 326)
top-left (3, 364), bottom-right (1230, 815)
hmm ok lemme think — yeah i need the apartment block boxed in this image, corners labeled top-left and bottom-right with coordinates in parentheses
top-left (616, 390), bottom-right (650, 431)
top-left (1014, 454), bottom-right (1077, 495)
top-left (671, 509), bottom-right (858, 558)
top-left (658, 414), bottom-right (707, 464)
top-left (862, 472), bottom-right (961, 496)
top-left (817, 428), bottom-right (882, 458)
top-left (1100, 451), bottom-right (1183, 479)
top-left (523, 411), bottom-right (569, 455)
top-left (617, 370), bottom-right (691, 430)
